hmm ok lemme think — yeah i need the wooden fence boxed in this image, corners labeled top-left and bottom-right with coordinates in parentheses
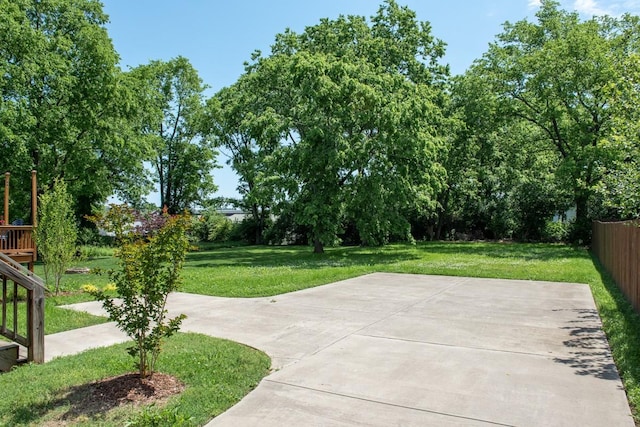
top-left (592, 221), bottom-right (640, 313)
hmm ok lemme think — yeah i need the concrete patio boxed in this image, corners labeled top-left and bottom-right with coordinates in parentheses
top-left (54, 273), bottom-right (634, 426)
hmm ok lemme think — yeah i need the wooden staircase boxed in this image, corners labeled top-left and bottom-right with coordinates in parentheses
top-left (0, 252), bottom-right (45, 371)
top-left (0, 170), bottom-right (44, 371)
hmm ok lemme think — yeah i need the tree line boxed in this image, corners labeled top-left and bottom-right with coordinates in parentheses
top-left (1, 0), bottom-right (639, 251)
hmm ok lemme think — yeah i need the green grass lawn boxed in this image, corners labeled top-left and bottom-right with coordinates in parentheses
top-left (0, 333), bottom-right (270, 426)
top-left (14, 241), bottom-right (640, 423)
top-left (181, 242), bottom-right (592, 296)
top-left (46, 241), bottom-right (592, 300)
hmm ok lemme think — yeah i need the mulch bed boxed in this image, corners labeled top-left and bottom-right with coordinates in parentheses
top-left (55, 372), bottom-right (184, 422)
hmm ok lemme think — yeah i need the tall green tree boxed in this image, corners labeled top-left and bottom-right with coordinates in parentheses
top-left (0, 0), bottom-right (151, 218)
top-left (474, 0), bottom-right (640, 240)
top-left (131, 57), bottom-right (217, 214)
top-left (216, 0), bottom-right (451, 252)
top-left (205, 80), bottom-right (277, 244)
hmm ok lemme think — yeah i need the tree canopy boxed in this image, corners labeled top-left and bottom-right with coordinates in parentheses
top-left (129, 57), bottom-right (217, 214)
top-left (470, 0), bottom-right (640, 240)
top-left (2, 0), bottom-right (639, 245)
top-left (0, 0), bottom-right (151, 218)
top-left (211, 0), bottom-right (452, 252)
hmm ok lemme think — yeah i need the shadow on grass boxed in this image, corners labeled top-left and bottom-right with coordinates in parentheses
top-left (414, 241), bottom-right (590, 261)
top-left (8, 379), bottom-right (114, 426)
top-left (588, 251), bottom-right (640, 415)
top-left (186, 240), bottom-right (589, 270)
top-left (186, 245), bottom-right (420, 269)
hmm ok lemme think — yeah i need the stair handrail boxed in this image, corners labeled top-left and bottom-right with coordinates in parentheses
top-left (0, 252), bottom-right (45, 291)
top-left (0, 252), bottom-right (45, 363)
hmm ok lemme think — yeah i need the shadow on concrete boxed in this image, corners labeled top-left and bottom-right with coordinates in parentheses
top-left (553, 350), bottom-right (620, 382)
top-left (553, 309), bottom-right (620, 382)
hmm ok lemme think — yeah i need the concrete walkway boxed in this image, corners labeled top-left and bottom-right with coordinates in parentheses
top-left (54, 273), bottom-right (634, 426)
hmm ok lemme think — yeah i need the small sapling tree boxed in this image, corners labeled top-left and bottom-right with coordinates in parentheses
top-left (88, 205), bottom-right (190, 378)
top-left (35, 179), bottom-right (78, 295)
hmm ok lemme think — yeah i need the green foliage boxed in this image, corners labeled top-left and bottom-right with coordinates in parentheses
top-left (511, 179), bottom-right (568, 241)
top-left (0, 0), bottom-right (152, 218)
top-left (35, 178), bottom-right (78, 294)
top-left (205, 83), bottom-right (275, 244)
top-left (77, 226), bottom-right (100, 246)
top-left (190, 209), bottom-right (234, 243)
top-left (445, 70), bottom-right (568, 241)
top-left (599, 54), bottom-right (640, 218)
top-left (89, 206), bottom-right (191, 378)
top-left (542, 220), bottom-right (571, 243)
top-left (126, 405), bottom-right (195, 427)
top-left (228, 215), bottom-right (274, 244)
top-left (77, 226), bottom-right (114, 247)
top-left (211, 0), bottom-right (452, 253)
top-left (472, 0), bottom-right (640, 241)
top-left (77, 245), bottom-right (115, 259)
top-left (130, 57), bottom-right (217, 213)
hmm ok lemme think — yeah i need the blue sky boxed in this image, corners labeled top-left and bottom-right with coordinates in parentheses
top-left (101, 0), bottom-right (640, 203)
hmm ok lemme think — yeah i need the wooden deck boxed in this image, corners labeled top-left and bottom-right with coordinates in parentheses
top-left (0, 225), bottom-right (36, 269)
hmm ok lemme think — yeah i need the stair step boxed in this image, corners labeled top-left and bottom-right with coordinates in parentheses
top-left (0, 342), bottom-right (19, 372)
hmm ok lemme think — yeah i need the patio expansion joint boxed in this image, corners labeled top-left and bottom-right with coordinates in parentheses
top-left (353, 332), bottom-right (577, 360)
top-left (263, 378), bottom-right (515, 427)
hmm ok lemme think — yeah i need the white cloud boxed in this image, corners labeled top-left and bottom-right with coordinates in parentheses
top-left (528, 0), bottom-right (542, 8)
top-left (573, 0), bottom-right (612, 15)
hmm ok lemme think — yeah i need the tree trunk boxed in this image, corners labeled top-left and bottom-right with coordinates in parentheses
top-left (313, 237), bottom-right (324, 254)
top-left (573, 193), bottom-right (591, 244)
top-left (435, 190), bottom-right (450, 240)
top-left (251, 203), bottom-right (261, 245)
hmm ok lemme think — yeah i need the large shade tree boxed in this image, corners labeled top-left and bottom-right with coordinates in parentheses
top-left (213, 0), bottom-right (452, 252)
top-left (473, 0), bottom-right (640, 240)
top-left (0, 0), bottom-right (150, 218)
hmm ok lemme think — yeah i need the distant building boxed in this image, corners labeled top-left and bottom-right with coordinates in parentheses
top-left (553, 207), bottom-right (576, 222)
top-left (218, 209), bottom-right (248, 223)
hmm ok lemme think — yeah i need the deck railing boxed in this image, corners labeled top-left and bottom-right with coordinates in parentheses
top-left (0, 225), bottom-right (36, 266)
top-left (0, 252), bottom-right (45, 363)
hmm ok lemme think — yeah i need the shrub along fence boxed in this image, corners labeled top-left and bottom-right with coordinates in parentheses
top-left (592, 220), bottom-right (640, 313)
